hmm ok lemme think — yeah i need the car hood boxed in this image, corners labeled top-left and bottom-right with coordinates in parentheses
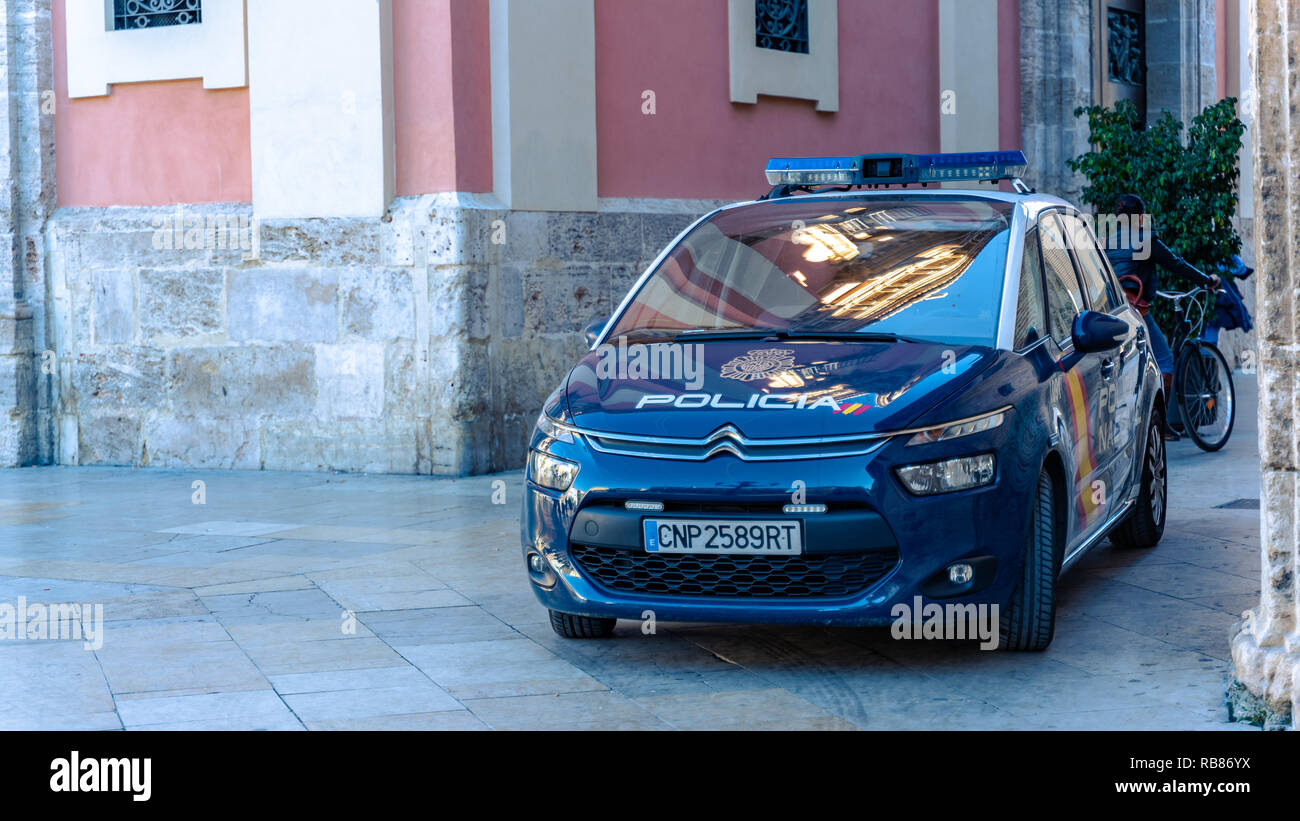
top-left (563, 339), bottom-right (997, 439)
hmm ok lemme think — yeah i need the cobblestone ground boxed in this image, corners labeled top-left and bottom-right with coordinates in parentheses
top-left (0, 378), bottom-right (1263, 730)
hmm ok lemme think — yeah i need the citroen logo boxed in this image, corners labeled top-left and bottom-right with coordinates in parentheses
top-left (703, 424), bottom-right (747, 458)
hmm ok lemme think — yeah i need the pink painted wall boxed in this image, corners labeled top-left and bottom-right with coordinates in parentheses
top-left (998, 0), bottom-right (1022, 151)
top-left (446, 0), bottom-right (493, 193)
top-left (392, 0), bottom-right (492, 196)
top-left (52, 0), bottom-right (252, 207)
top-left (594, 0), bottom-right (942, 200)
top-left (394, 0), bottom-right (457, 195)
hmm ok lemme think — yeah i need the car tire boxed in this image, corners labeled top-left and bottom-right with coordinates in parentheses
top-left (999, 469), bottom-right (1057, 651)
top-left (1110, 412), bottom-right (1168, 548)
top-left (548, 609), bottom-right (617, 639)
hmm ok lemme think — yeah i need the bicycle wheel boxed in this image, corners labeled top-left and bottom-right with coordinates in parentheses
top-left (1174, 341), bottom-right (1235, 451)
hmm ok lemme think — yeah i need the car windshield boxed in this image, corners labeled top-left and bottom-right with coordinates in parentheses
top-left (609, 196), bottom-right (1014, 347)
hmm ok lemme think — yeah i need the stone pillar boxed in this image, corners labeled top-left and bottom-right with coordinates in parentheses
top-left (489, 0), bottom-right (597, 212)
top-left (246, 0), bottom-right (395, 218)
top-left (1146, 0), bottom-right (1219, 125)
top-left (1018, 0), bottom-right (1095, 202)
top-left (939, 0), bottom-right (999, 155)
top-left (1228, 0), bottom-right (1299, 730)
top-left (0, 0), bottom-right (54, 467)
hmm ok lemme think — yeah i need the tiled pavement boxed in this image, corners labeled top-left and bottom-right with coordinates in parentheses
top-left (0, 377), bottom-right (1264, 730)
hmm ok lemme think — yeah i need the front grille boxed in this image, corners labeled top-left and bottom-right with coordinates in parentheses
top-left (579, 424), bottom-right (891, 462)
top-left (569, 543), bottom-right (899, 598)
top-left (584, 499), bottom-right (872, 515)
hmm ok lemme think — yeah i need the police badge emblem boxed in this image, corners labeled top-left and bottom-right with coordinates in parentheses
top-left (719, 348), bottom-right (796, 382)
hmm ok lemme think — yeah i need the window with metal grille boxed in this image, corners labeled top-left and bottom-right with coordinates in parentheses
top-left (113, 0), bottom-right (202, 31)
top-left (755, 0), bottom-right (809, 54)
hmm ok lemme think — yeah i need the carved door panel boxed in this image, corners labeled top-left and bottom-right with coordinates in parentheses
top-left (1095, 0), bottom-right (1147, 120)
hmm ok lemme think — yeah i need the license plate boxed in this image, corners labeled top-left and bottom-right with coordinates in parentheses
top-left (643, 519), bottom-right (803, 555)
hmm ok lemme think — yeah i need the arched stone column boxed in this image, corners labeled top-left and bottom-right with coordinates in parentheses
top-left (1228, 0), bottom-right (1299, 730)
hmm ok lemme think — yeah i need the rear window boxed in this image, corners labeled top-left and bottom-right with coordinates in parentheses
top-left (609, 197), bottom-right (1014, 347)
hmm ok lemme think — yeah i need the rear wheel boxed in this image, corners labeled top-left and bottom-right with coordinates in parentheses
top-left (548, 609), bottom-right (617, 638)
top-left (1175, 341), bottom-right (1235, 452)
top-left (1111, 413), bottom-right (1167, 548)
top-left (999, 469), bottom-right (1058, 651)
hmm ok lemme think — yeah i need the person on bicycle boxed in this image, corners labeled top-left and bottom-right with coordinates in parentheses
top-left (1104, 193), bottom-right (1220, 438)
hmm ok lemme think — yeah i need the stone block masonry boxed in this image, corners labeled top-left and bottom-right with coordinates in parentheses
top-left (41, 194), bottom-right (713, 476)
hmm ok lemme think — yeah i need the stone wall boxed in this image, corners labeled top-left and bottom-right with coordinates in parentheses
top-left (1146, 0), bottom-right (1220, 126)
top-left (41, 195), bottom-right (708, 475)
top-left (1019, 0), bottom-right (1095, 204)
top-left (1228, 0), bottom-right (1298, 730)
top-left (1, 0), bottom-right (55, 467)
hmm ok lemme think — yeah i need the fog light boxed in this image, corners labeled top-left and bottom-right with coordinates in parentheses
top-left (948, 563), bottom-right (974, 584)
top-left (528, 553), bottom-right (546, 573)
top-left (782, 503), bottom-right (827, 514)
top-left (625, 500), bottom-right (665, 512)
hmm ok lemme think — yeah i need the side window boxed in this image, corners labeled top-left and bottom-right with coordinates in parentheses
top-left (1061, 213), bottom-right (1122, 311)
top-left (1039, 213), bottom-right (1086, 344)
top-left (1014, 228), bottom-right (1047, 349)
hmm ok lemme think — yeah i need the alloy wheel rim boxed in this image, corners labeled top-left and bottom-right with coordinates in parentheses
top-left (1149, 423), bottom-right (1166, 524)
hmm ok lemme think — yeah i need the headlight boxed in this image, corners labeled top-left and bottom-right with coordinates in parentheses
top-left (535, 412), bottom-right (575, 444)
top-left (906, 409), bottom-right (1007, 446)
top-left (527, 450), bottom-right (580, 492)
top-left (896, 454), bottom-right (995, 495)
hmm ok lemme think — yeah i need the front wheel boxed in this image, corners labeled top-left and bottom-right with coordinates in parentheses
top-left (999, 469), bottom-right (1058, 651)
top-left (548, 609), bottom-right (617, 638)
top-left (1110, 413), bottom-right (1168, 548)
top-left (1174, 341), bottom-right (1235, 452)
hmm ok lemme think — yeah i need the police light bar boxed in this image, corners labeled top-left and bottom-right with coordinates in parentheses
top-left (764, 150), bottom-right (1028, 187)
top-left (763, 156), bottom-right (859, 186)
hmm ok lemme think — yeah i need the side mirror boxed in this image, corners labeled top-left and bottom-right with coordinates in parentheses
top-left (1070, 310), bottom-right (1129, 354)
top-left (583, 316), bottom-right (609, 346)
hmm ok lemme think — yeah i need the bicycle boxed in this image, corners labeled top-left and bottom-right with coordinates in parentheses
top-left (1156, 286), bottom-right (1236, 452)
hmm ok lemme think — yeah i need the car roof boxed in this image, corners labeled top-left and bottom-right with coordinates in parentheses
top-left (717, 187), bottom-right (1076, 222)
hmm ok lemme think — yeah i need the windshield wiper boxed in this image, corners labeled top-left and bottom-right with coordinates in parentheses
top-left (672, 327), bottom-right (786, 341)
top-left (777, 330), bottom-right (940, 344)
top-left (672, 328), bottom-right (939, 344)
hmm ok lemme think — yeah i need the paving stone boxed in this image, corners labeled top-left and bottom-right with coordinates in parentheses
top-left (117, 690), bottom-right (301, 729)
top-left (306, 711), bottom-right (488, 731)
top-left (466, 691), bottom-right (669, 731)
top-left (398, 638), bottom-right (607, 699)
top-left (0, 375), bottom-right (1266, 731)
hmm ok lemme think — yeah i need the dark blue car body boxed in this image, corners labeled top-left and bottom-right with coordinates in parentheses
top-left (521, 190), bottom-right (1165, 645)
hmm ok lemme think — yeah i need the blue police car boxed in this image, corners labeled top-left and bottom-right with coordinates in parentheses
top-left (521, 151), bottom-right (1166, 650)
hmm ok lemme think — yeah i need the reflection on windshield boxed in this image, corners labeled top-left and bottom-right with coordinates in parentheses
top-left (611, 197), bottom-right (1012, 347)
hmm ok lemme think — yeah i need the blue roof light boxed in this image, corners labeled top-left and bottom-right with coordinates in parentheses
top-left (763, 150), bottom-right (1028, 189)
top-left (764, 156), bottom-right (859, 186)
top-left (915, 150), bottom-right (1027, 182)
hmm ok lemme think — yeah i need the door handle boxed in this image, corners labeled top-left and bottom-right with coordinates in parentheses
top-left (1100, 358), bottom-right (1116, 378)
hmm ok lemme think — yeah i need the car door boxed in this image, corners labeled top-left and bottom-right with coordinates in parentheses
top-left (1058, 211), bottom-right (1144, 499)
top-left (1037, 211), bottom-right (1112, 546)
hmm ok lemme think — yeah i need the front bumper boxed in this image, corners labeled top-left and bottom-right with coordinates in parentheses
top-left (521, 430), bottom-right (1037, 627)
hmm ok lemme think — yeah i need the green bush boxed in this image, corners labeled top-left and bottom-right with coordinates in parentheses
top-left (1067, 98), bottom-right (1246, 331)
